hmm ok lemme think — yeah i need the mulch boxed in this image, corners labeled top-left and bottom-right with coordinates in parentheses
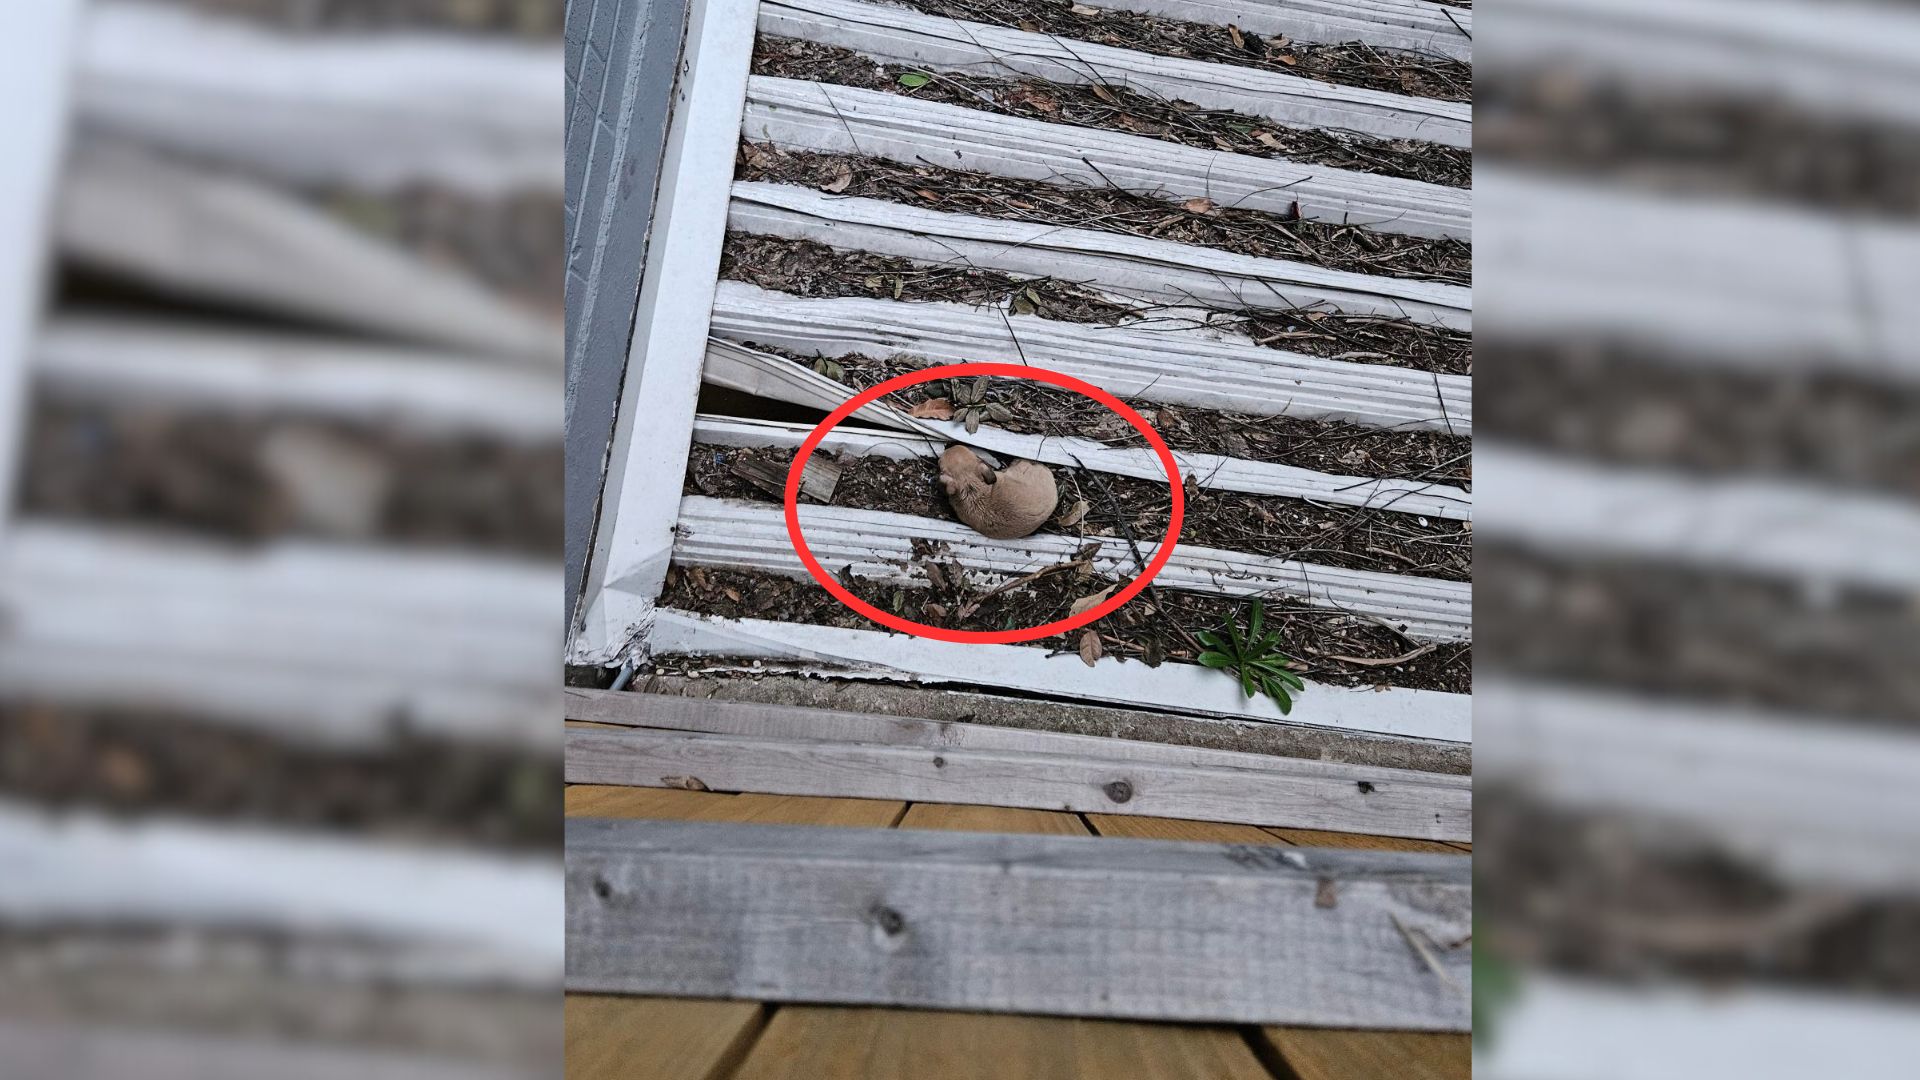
top-left (152, 0), bottom-right (563, 35)
top-left (753, 38), bottom-right (1472, 189)
top-left (660, 562), bottom-right (1471, 694)
top-left (720, 233), bottom-right (1474, 374)
top-left (1478, 543), bottom-right (1920, 730)
top-left (21, 396), bottom-right (561, 558)
top-left (0, 703), bottom-right (558, 850)
top-left (1480, 338), bottom-right (1920, 501)
top-left (737, 142), bottom-right (1470, 285)
top-left (1477, 786), bottom-right (1920, 994)
top-left (1482, 69), bottom-right (1920, 218)
top-left (874, 0), bottom-right (1470, 101)
top-left (686, 442), bottom-right (1471, 580)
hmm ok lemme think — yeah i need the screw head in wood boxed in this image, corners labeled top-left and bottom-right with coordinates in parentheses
top-left (1104, 780), bottom-right (1134, 803)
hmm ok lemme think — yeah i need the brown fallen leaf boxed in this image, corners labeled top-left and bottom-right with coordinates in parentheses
top-left (723, 587), bottom-right (742, 602)
top-left (661, 776), bottom-right (710, 792)
top-left (1070, 3), bottom-right (1101, 13)
top-left (1182, 196), bottom-right (1218, 215)
top-left (1277, 54), bottom-right (1299, 66)
top-left (1255, 131), bottom-right (1284, 150)
top-left (1054, 498), bottom-right (1089, 527)
top-left (908, 397), bottom-right (955, 420)
top-left (1228, 24), bottom-right (1244, 50)
top-left (1090, 82), bottom-right (1120, 105)
top-left (1069, 585), bottom-right (1116, 618)
top-left (1078, 630), bottom-right (1104, 667)
top-left (822, 167), bottom-right (853, 193)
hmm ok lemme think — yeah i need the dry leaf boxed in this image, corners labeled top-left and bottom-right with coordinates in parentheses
top-left (1277, 54), bottom-right (1298, 66)
top-left (1054, 499), bottom-right (1089, 527)
top-left (822, 167), bottom-right (853, 193)
top-left (1070, 3), bottom-right (1100, 13)
top-left (1069, 585), bottom-right (1116, 618)
top-left (723, 587), bottom-right (742, 602)
top-left (661, 776), bottom-right (710, 791)
top-left (923, 602), bottom-right (948, 619)
top-left (909, 397), bottom-right (955, 420)
top-left (1255, 131), bottom-right (1284, 149)
top-left (1228, 24), bottom-right (1244, 49)
top-left (1078, 631), bottom-right (1103, 667)
top-left (1182, 197), bottom-right (1218, 215)
top-left (1090, 82), bottom-right (1120, 104)
top-left (916, 188), bottom-right (940, 202)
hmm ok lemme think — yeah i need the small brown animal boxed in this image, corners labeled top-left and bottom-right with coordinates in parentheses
top-left (939, 444), bottom-right (1058, 539)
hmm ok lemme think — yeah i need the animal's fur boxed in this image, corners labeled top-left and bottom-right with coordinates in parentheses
top-left (939, 445), bottom-right (1057, 539)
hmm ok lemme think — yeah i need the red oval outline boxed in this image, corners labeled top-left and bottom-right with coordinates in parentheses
top-left (783, 362), bottom-right (1185, 644)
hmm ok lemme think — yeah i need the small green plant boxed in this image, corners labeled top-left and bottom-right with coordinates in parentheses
top-left (949, 377), bottom-right (1011, 433)
top-left (1195, 599), bottom-right (1305, 714)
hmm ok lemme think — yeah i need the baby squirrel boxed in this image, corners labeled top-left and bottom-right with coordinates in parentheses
top-left (939, 444), bottom-right (1058, 540)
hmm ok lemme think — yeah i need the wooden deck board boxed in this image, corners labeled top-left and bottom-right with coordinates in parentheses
top-left (566, 994), bottom-right (766, 1080)
top-left (1084, 813), bottom-right (1287, 844)
top-left (566, 784), bottom-right (904, 827)
top-left (730, 1005), bottom-right (1277, 1080)
top-left (897, 803), bottom-right (1090, 835)
top-left (1265, 827), bottom-right (1466, 854)
top-left (1255, 1027), bottom-right (1469, 1080)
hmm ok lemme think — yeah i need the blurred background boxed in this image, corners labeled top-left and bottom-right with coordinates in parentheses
top-left (1475, 0), bottom-right (1920, 1075)
top-left (9, 0), bottom-right (1920, 1077)
top-left (0, 1), bottom-right (563, 1077)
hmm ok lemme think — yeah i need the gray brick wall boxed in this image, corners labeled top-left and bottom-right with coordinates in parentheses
top-left (563, 0), bottom-right (689, 625)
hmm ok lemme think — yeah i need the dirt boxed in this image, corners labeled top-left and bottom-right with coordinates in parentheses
top-left (1480, 338), bottom-right (1920, 500)
top-left (146, 0), bottom-right (563, 36)
top-left (1482, 69), bottom-right (1920, 217)
top-left (720, 233), bottom-right (1474, 374)
top-left (21, 396), bottom-right (561, 557)
top-left (0, 703), bottom-right (559, 850)
top-left (660, 563), bottom-right (1471, 694)
top-left (1477, 786), bottom-right (1920, 994)
top-left (1478, 544), bottom-right (1920, 730)
top-left (738, 142), bottom-right (1470, 285)
top-left (753, 38), bottom-right (1473, 189)
top-left (687, 443), bottom-right (1470, 580)
top-left (874, 0), bottom-right (1471, 101)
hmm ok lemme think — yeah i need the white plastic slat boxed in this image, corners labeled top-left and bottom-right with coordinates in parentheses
top-left (743, 76), bottom-right (1472, 239)
top-left (732, 182), bottom-right (1473, 329)
top-left (1073, 0), bottom-right (1471, 62)
top-left (649, 609), bottom-right (1472, 741)
top-left (701, 340), bottom-right (1473, 518)
top-left (710, 281), bottom-right (1469, 432)
top-left (76, 0), bottom-right (562, 193)
top-left (675, 495), bottom-right (1473, 641)
top-left (761, 0), bottom-right (1472, 147)
top-left (0, 521), bottom-right (558, 750)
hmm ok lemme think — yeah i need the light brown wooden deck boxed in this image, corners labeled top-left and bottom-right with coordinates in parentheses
top-left (565, 785), bottom-right (1470, 1079)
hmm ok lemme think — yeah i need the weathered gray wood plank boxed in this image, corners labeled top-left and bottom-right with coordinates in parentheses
top-left (566, 818), bottom-right (1471, 1029)
top-left (563, 722), bottom-right (1469, 841)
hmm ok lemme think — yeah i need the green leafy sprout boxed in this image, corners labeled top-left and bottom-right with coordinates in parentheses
top-left (1195, 599), bottom-right (1305, 714)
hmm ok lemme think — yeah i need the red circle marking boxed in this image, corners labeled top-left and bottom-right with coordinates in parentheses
top-left (783, 362), bottom-right (1184, 644)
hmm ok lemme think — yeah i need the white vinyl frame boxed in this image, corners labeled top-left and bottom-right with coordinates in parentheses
top-left (569, 0), bottom-right (763, 665)
top-left (0, 0), bottom-right (83, 543)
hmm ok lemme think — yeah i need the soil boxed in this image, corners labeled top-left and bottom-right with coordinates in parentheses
top-left (1480, 339), bottom-right (1920, 500)
top-left (659, 563), bottom-right (1471, 694)
top-left (1477, 786), bottom-right (1920, 994)
top-left (147, 0), bottom-right (563, 36)
top-left (720, 233), bottom-right (1474, 374)
top-left (737, 142), bottom-right (1471, 285)
top-left (1482, 69), bottom-right (1920, 218)
top-left (1478, 544), bottom-right (1920, 730)
top-left (0, 703), bottom-right (559, 850)
top-left (875, 0), bottom-right (1471, 101)
top-left (21, 396), bottom-right (561, 557)
top-left (687, 443), bottom-right (1471, 580)
top-left (752, 38), bottom-right (1473, 189)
